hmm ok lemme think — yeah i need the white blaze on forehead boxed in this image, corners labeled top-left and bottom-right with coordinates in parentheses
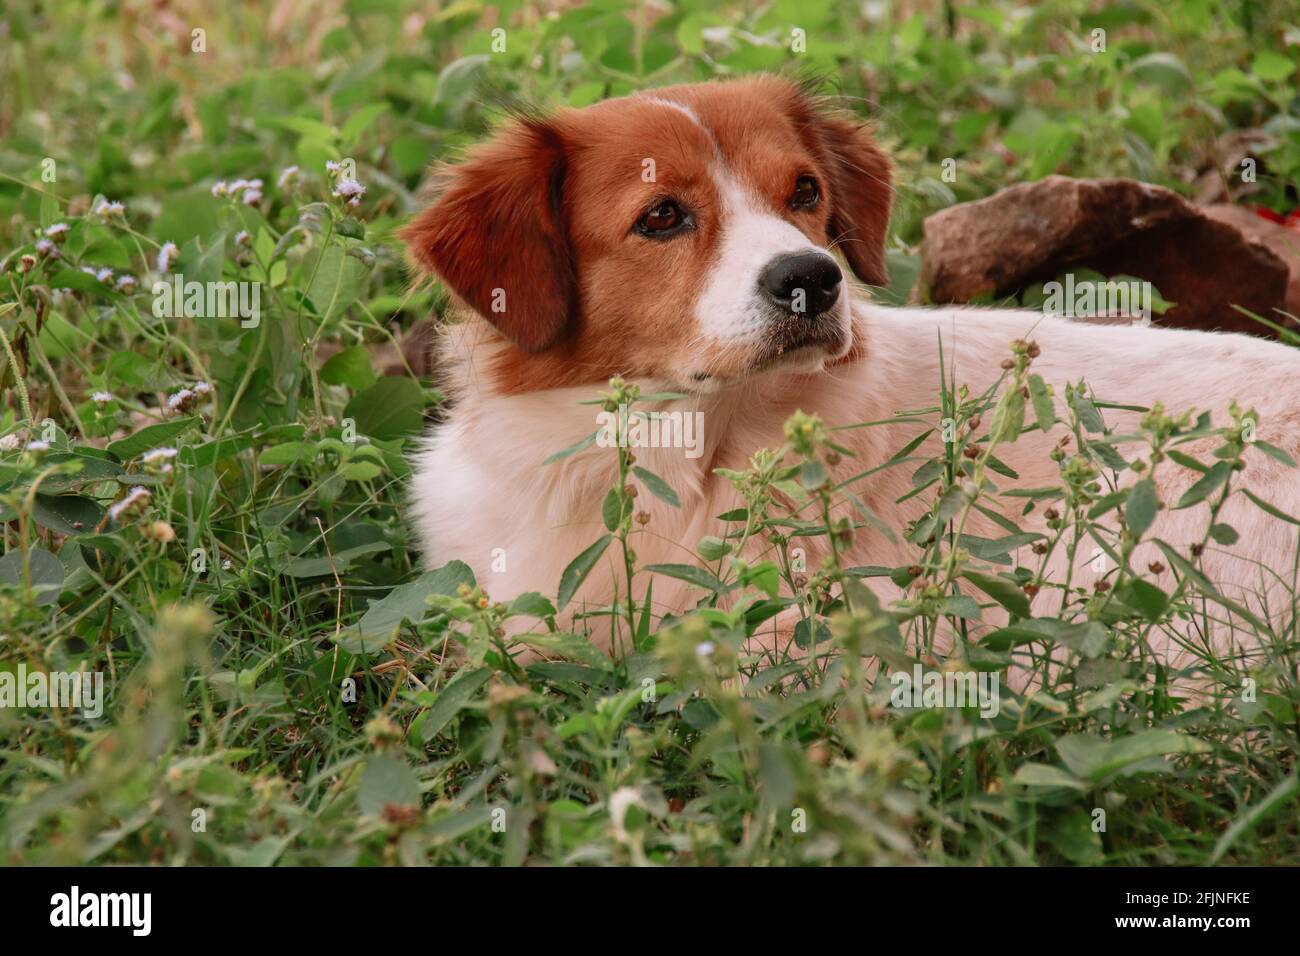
top-left (645, 97), bottom-right (710, 137)
top-left (696, 166), bottom-right (833, 343)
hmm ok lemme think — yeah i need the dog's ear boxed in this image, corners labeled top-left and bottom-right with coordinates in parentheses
top-left (801, 104), bottom-right (893, 287)
top-left (401, 116), bottom-right (575, 353)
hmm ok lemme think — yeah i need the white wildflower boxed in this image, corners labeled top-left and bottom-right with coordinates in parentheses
top-left (166, 387), bottom-right (195, 413)
top-left (93, 198), bottom-right (126, 219)
top-left (157, 241), bottom-right (178, 273)
top-left (142, 446), bottom-right (179, 474)
top-left (108, 485), bottom-right (152, 522)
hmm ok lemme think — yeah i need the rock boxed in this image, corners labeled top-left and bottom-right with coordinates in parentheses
top-left (920, 176), bottom-right (1292, 336)
top-left (1201, 203), bottom-right (1300, 321)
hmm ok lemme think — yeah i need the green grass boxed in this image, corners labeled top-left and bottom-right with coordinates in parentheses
top-left (1, 0), bottom-right (1298, 866)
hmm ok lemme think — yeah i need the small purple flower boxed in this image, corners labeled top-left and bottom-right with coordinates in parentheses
top-left (333, 179), bottom-right (366, 207)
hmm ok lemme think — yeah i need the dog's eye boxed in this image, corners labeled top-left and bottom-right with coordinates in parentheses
top-left (790, 175), bottom-right (820, 209)
top-left (636, 200), bottom-right (688, 237)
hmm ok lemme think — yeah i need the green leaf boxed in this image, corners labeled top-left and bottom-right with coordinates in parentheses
top-left (259, 441), bottom-right (313, 466)
top-left (543, 430), bottom-right (598, 465)
top-left (1117, 578), bottom-right (1169, 621)
top-left (1012, 763), bottom-right (1088, 791)
top-left (106, 417), bottom-right (200, 460)
top-left (1251, 50), bottom-right (1295, 83)
top-left (32, 495), bottom-right (104, 536)
top-left (1027, 373), bottom-right (1056, 431)
top-left (1174, 460), bottom-right (1232, 509)
top-left (284, 540), bottom-right (390, 578)
top-left (320, 346), bottom-right (377, 391)
top-left (420, 667), bottom-right (492, 743)
top-left (961, 571), bottom-right (1031, 618)
top-left (1208, 522), bottom-right (1239, 545)
top-left (344, 376), bottom-right (424, 441)
top-left (1242, 489), bottom-right (1300, 526)
top-left (357, 755), bottom-right (421, 815)
top-left (601, 487), bottom-right (626, 532)
top-left (1056, 731), bottom-right (1210, 784)
top-left (988, 386), bottom-right (1025, 445)
top-left (1130, 51), bottom-right (1192, 92)
top-left (508, 592), bottom-right (557, 618)
top-left (346, 561), bottom-right (476, 650)
top-left (557, 535), bottom-right (611, 611)
top-left (1069, 389), bottom-right (1106, 433)
top-left (758, 742), bottom-right (797, 808)
top-left (510, 632), bottom-right (608, 669)
top-left (643, 563), bottom-right (724, 592)
top-left (0, 548), bottom-right (64, 606)
top-left (1125, 478), bottom-right (1158, 537)
top-left (1251, 439), bottom-right (1297, 468)
top-left (341, 460), bottom-right (382, 481)
top-left (632, 465), bottom-right (681, 508)
top-left (305, 244), bottom-right (365, 322)
top-left (798, 459), bottom-right (827, 490)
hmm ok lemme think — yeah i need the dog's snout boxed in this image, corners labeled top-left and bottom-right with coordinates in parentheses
top-left (759, 252), bottom-right (843, 317)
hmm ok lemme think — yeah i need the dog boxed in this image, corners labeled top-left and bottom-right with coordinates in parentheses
top-left (400, 75), bottom-right (1300, 668)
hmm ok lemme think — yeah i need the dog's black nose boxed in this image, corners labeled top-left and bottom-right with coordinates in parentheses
top-left (759, 252), bottom-right (843, 317)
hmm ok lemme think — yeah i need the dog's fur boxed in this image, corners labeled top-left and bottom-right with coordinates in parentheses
top-left (401, 76), bottom-right (1300, 665)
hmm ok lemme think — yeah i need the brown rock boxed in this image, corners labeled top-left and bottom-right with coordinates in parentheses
top-left (920, 176), bottom-right (1291, 336)
top-left (1201, 204), bottom-right (1300, 321)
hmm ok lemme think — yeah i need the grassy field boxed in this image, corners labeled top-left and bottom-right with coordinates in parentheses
top-left (1, 0), bottom-right (1298, 866)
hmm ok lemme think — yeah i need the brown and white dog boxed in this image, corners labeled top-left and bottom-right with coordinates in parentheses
top-left (401, 75), bottom-right (1300, 666)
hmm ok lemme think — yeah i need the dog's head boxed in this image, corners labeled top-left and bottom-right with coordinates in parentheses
top-left (402, 75), bottom-right (892, 393)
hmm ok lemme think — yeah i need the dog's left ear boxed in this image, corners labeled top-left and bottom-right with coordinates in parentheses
top-left (802, 105), bottom-right (894, 287)
top-left (400, 116), bottom-right (576, 353)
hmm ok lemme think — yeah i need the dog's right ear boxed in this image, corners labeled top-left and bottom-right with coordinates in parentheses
top-left (400, 116), bottom-right (576, 353)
